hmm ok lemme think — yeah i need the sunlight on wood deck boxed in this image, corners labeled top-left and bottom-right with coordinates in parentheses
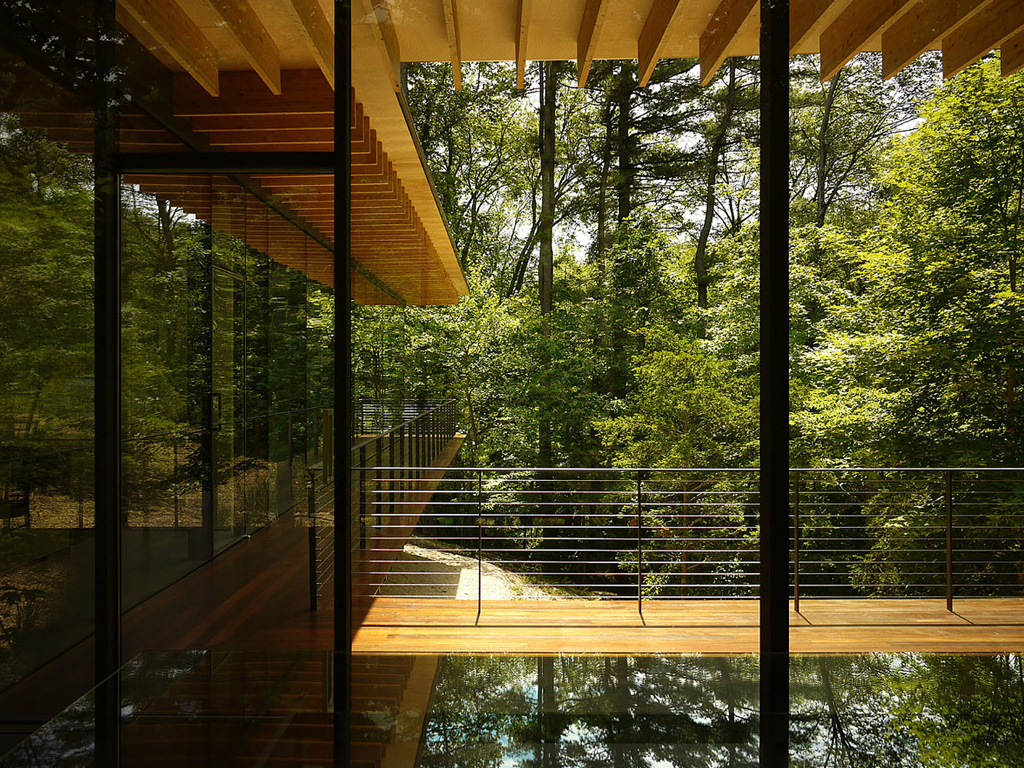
top-left (352, 597), bottom-right (1024, 655)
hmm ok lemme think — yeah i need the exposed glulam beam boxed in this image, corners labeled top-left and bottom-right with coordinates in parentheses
top-left (699, 0), bottom-right (757, 87)
top-left (516, 0), bottom-right (531, 89)
top-left (638, 0), bottom-right (684, 87)
top-left (1003, 29), bottom-right (1024, 77)
top-left (283, 0), bottom-right (335, 88)
top-left (790, 0), bottom-right (833, 54)
top-left (117, 0), bottom-right (219, 96)
top-left (577, 0), bottom-right (608, 88)
top-left (820, 0), bottom-right (917, 82)
top-left (360, 0), bottom-right (401, 90)
top-left (943, 0), bottom-right (1024, 79)
top-left (205, 0), bottom-right (281, 94)
top-left (882, 0), bottom-right (991, 80)
top-left (441, 0), bottom-right (462, 90)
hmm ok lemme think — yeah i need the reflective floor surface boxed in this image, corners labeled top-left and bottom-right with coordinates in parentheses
top-left (2, 650), bottom-right (1023, 767)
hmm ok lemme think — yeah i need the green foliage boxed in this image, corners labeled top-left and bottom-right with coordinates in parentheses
top-left (596, 329), bottom-right (755, 469)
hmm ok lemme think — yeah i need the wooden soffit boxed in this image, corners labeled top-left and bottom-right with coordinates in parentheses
top-left (112, 0), bottom-right (468, 306)
top-left (384, 0), bottom-right (1024, 86)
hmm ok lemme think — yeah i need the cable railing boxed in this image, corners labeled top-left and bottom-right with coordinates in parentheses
top-left (354, 398), bottom-right (456, 439)
top-left (309, 398), bottom-right (460, 609)
top-left (307, 465), bottom-right (335, 611)
top-left (357, 467), bottom-right (1024, 614)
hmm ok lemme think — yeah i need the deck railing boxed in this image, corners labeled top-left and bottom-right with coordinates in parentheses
top-left (359, 467), bottom-right (1024, 613)
top-left (308, 398), bottom-right (459, 609)
top-left (353, 398), bottom-right (456, 438)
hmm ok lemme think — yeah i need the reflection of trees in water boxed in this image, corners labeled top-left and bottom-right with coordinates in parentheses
top-left (421, 654), bottom-right (1024, 768)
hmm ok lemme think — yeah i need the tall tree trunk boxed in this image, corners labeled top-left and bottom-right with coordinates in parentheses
top-left (538, 60), bottom-right (556, 467)
top-left (595, 79), bottom-right (614, 348)
top-left (615, 63), bottom-right (634, 227)
top-left (816, 69), bottom-right (843, 228)
top-left (694, 60), bottom-right (739, 313)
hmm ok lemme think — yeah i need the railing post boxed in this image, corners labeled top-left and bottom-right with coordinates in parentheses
top-left (477, 468), bottom-right (483, 623)
top-left (793, 470), bottom-right (800, 614)
top-left (637, 470), bottom-right (643, 618)
top-left (173, 437), bottom-right (180, 529)
top-left (308, 492), bottom-right (318, 612)
top-left (359, 444), bottom-right (367, 550)
top-left (391, 430), bottom-right (398, 524)
top-left (946, 469), bottom-right (953, 612)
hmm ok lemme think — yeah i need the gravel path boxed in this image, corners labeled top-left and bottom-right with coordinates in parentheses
top-left (376, 541), bottom-right (555, 599)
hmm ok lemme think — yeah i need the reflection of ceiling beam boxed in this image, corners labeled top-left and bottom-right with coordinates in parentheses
top-left (516, 0), bottom-right (531, 89)
top-left (943, 0), bottom-right (1024, 79)
top-left (790, 0), bottom-right (832, 54)
top-left (203, 0), bottom-right (281, 94)
top-left (441, 0), bottom-right (462, 90)
top-left (821, 0), bottom-right (917, 82)
top-left (283, 0), bottom-right (335, 88)
top-left (577, 0), bottom-right (608, 88)
top-left (882, 0), bottom-right (990, 80)
top-left (699, 0), bottom-right (757, 86)
top-left (361, 0), bottom-right (401, 90)
top-left (174, 70), bottom-right (332, 117)
top-left (1003, 29), bottom-right (1024, 77)
top-left (639, 0), bottom-right (683, 87)
top-left (117, 0), bottom-right (219, 96)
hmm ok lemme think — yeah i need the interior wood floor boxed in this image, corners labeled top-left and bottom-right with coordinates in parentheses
top-left (352, 597), bottom-right (1024, 655)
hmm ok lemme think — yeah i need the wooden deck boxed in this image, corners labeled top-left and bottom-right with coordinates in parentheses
top-left (352, 597), bottom-right (1024, 654)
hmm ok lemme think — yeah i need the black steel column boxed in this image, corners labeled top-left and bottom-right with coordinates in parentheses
top-left (94, 0), bottom-right (122, 763)
top-left (759, 1), bottom-right (790, 766)
top-left (334, 3), bottom-right (353, 768)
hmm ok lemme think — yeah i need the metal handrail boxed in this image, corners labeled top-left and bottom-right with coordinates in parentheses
top-left (310, 398), bottom-right (460, 610)
top-left (357, 466), bottom-right (1024, 616)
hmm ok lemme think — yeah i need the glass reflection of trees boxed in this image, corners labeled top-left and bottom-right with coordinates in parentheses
top-left (419, 654), bottom-right (1024, 768)
top-left (0, 108), bottom-right (336, 689)
top-left (421, 655), bottom-right (759, 768)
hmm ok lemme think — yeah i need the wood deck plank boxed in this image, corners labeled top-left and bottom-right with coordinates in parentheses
top-left (352, 597), bottom-right (1024, 654)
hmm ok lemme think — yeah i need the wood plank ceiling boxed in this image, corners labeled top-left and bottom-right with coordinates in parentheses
top-left (112, 0), bottom-right (468, 306)
top-left (84, 1), bottom-right (1024, 301)
top-left (388, 0), bottom-right (1024, 86)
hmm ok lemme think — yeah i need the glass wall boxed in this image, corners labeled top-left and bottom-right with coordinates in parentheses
top-left (0, 2), bottom-right (96, 750)
top-left (119, 175), bottom-right (334, 609)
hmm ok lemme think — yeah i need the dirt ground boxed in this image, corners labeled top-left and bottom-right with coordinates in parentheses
top-left (376, 541), bottom-right (556, 599)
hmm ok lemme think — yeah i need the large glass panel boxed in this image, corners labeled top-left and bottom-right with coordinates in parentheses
top-left (119, 172), bottom-right (333, 640)
top-left (120, 177), bottom-right (206, 607)
top-left (0, 3), bottom-right (96, 751)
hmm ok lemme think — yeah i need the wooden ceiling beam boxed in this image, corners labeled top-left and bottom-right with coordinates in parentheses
top-left (117, 0), bottom-right (220, 97)
top-left (360, 0), bottom-right (401, 91)
top-left (192, 114), bottom-right (333, 131)
top-left (283, 0), bottom-right (335, 88)
top-left (577, 0), bottom-right (608, 88)
top-left (203, 0), bottom-right (281, 95)
top-left (820, 0), bottom-right (917, 82)
top-left (204, 128), bottom-right (334, 144)
top-left (790, 0), bottom-right (833, 54)
top-left (174, 70), bottom-right (332, 117)
top-left (882, 0), bottom-right (991, 79)
top-left (1003, 29), bottom-right (1024, 77)
top-left (441, 0), bottom-right (462, 90)
top-left (638, 0), bottom-right (684, 87)
top-left (699, 0), bottom-right (757, 86)
top-left (515, 0), bottom-right (531, 89)
top-left (943, 0), bottom-right (1024, 79)
top-left (351, 151), bottom-right (387, 178)
top-left (219, 142), bottom-right (333, 151)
